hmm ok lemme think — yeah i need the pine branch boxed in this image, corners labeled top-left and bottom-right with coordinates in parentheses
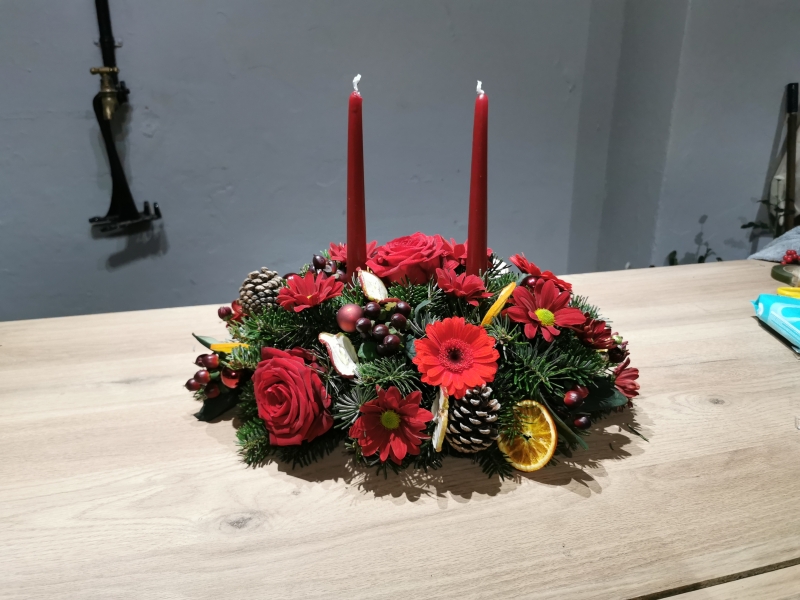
top-left (473, 444), bottom-right (514, 479)
top-left (355, 356), bottom-right (422, 395)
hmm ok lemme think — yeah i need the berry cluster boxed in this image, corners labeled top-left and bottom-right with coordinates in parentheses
top-left (781, 249), bottom-right (799, 266)
top-left (185, 352), bottom-right (243, 397)
top-left (336, 300), bottom-right (411, 357)
top-left (560, 385), bottom-right (592, 429)
top-left (312, 253), bottom-right (345, 279)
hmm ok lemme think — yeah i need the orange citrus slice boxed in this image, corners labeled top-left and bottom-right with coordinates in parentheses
top-left (497, 400), bottom-right (557, 472)
top-left (481, 281), bottom-right (516, 326)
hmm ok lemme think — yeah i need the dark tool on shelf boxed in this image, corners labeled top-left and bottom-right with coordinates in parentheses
top-left (784, 82), bottom-right (797, 233)
top-left (89, 0), bottom-right (161, 234)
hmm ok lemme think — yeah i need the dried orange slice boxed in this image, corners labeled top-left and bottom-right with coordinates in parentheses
top-left (497, 400), bottom-right (557, 472)
top-left (480, 281), bottom-right (516, 326)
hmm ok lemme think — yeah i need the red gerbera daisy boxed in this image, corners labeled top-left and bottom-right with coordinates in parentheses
top-left (412, 317), bottom-right (499, 398)
top-left (441, 238), bottom-right (493, 271)
top-left (277, 271), bottom-right (344, 312)
top-left (613, 357), bottom-right (640, 399)
top-left (436, 268), bottom-right (492, 306)
top-left (509, 253), bottom-right (572, 292)
top-left (505, 279), bottom-right (585, 342)
top-left (349, 386), bottom-right (433, 464)
top-left (328, 241), bottom-right (378, 263)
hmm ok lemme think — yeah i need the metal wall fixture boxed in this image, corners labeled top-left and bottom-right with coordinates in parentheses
top-left (89, 0), bottom-right (162, 234)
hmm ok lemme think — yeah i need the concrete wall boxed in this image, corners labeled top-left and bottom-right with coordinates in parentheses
top-left (0, 0), bottom-right (595, 321)
top-left (2, 1), bottom-right (800, 320)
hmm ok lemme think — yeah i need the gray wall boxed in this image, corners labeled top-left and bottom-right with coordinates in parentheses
top-left (1, 0), bottom-right (799, 321)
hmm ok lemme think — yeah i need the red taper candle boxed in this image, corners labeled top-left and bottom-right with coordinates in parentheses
top-left (466, 80), bottom-right (488, 277)
top-left (346, 74), bottom-right (367, 278)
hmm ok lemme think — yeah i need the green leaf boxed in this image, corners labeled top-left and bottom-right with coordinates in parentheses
top-left (413, 298), bottom-right (432, 319)
top-left (358, 341), bottom-right (378, 361)
top-left (541, 397), bottom-right (588, 450)
top-left (580, 389), bottom-right (628, 413)
top-left (194, 392), bottom-right (239, 422)
top-left (192, 334), bottom-right (221, 349)
top-left (404, 338), bottom-right (417, 360)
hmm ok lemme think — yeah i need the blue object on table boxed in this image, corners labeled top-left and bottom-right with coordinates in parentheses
top-left (752, 294), bottom-right (800, 352)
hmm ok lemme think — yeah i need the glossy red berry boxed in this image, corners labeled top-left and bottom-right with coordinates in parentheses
top-left (217, 306), bottom-right (233, 320)
top-left (383, 334), bottom-right (401, 352)
top-left (363, 302), bottom-right (381, 320)
top-left (376, 343), bottom-right (390, 357)
top-left (355, 317), bottom-right (373, 334)
top-left (395, 301), bottom-right (412, 317)
top-left (220, 367), bottom-right (241, 389)
top-left (372, 323), bottom-right (389, 342)
top-left (564, 390), bottom-right (583, 408)
top-left (389, 313), bottom-right (407, 330)
top-left (312, 254), bottom-right (327, 270)
top-left (574, 416), bottom-right (591, 429)
top-left (201, 354), bottom-right (220, 369)
top-left (185, 378), bottom-right (202, 391)
top-left (204, 383), bottom-right (221, 399)
top-left (574, 385), bottom-right (589, 399)
top-left (194, 369), bottom-right (211, 385)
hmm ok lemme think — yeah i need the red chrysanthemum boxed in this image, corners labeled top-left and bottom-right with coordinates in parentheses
top-left (412, 317), bottom-right (499, 398)
top-left (328, 241), bottom-right (378, 263)
top-left (441, 238), bottom-right (493, 271)
top-left (509, 253), bottom-right (572, 292)
top-left (574, 316), bottom-right (616, 349)
top-left (277, 271), bottom-right (344, 312)
top-left (505, 279), bottom-right (585, 342)
top-left (348, 386), bottom-right (433, 464)
top-left (614, 357), bottom-right (640, 399)
top-left (436, 268), bottom-right (492, 306)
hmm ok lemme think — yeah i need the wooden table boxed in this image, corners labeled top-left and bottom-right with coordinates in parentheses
top-left (2, 260), bottom-right (799, 599)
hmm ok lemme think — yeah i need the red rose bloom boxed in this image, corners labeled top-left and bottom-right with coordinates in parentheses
top-left (574, 316), bottom-right (616, 350)
top-left (509, 253), bottom-right (572, 292)
top-left (277, 271), bottom-right (344, 312)
top-left (253, 348), bottom-right (333, 446)
top-left (349, 386), bottom-right (433, 464)
top-left (366, 232), bottom-right (447, 284)
top-left (329, 241), bottom-right (378, 263)
top-left (614, 357), bottom-right (640, 399)
top-left (412, 317), bottom-right (499, 398)
top-left (505, 279), bottom-right (585, 342)
top-left (436, 267), bottom-right (492, 306)
top-left (441, 238), bottom-right (493, 271)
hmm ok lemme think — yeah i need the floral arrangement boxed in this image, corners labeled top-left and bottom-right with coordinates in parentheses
top-left (185, 233), bottom-right (640, 478)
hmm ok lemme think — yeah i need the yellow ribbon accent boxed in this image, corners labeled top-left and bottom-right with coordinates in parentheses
top-left (481, 282), bottom-right (517, 326)
top-left (209, 342), bottom-right (249, 353)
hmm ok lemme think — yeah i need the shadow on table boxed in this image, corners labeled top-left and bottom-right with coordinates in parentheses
top-left (217, 406), bottom-right (650, 503)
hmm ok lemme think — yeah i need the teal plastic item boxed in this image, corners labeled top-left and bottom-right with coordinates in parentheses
top-left (752, 294), bottom-right (800, 351)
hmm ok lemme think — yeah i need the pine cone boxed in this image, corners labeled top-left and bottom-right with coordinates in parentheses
top-left (446, 385), bottom-right (501, 453)
top-left (238, 268), bottom-right (283, 315)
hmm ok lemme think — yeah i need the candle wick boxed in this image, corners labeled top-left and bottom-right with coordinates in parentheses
top-left (476, 80), bottom-right (484, 95)
top-left (353, 74), bottom-right (361, 92)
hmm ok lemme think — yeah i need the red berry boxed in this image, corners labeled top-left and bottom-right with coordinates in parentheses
top-left (220, 367), bottom-right (241, 389)
top-left (395, 301), bottom-right (412, 317)
top-left (383, 334), bottom-right (401, 353)
top-left (218, 306), bottom-right (233, 320)
top-left (372, 323), bottom-right (389, 342)
top-left (312, 254), bottom-right (327, 270)
top-left (574, 416), bottom-right (591, 429)
top-left (201, 354), bottom-right (220, 369)
top-left (574, 385), bottom-right (589, 399)
top-left (563, 390), bottom-right (583, 409)
top-left (363, 302), bottom-right (381, 320)
top-left (390, 313), bottom-right (407, 330)
top-left (194, 354), bottom-right (206, 367)
top-left (194, 369), bottom-right (211, 384)
top-left (376, 343), bottom-right (390, 357)
top-left (204, 383), bottom-right (221, 399)
top-left (185, 378), bottom-right (202, 391)
top-left (355, 317), bottom-right (373, 334)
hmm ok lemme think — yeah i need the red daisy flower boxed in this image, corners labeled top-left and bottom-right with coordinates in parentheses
top-left (505, 279), bottom-right (585, 342)
top-left (328, 241), bottom-right (378, 263)
top-left (613, 357), bottom-right (640, 399)
top-left (277, 271), bottom-right (344, 312)
top-left (509, 253), bottom-right (572, 292)
top-left (441, 238), bottom-right (493, 271)
top-left (348, 386), bottom-right (433, 464)
top-left (574, 316), bottom-right (616, 350)
top-left (412, 317), bottom-right (499, 398)
top-left (435, 268), bottom-right (492, 306)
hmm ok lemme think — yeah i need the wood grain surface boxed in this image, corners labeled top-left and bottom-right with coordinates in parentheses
top-left (1, 260), bottom-right (799, 599)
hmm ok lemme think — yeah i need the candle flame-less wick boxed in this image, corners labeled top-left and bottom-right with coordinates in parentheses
top-left (353, 74), bottom-right (361, 92)
top-left (476, 80), bottom-right (484, 95)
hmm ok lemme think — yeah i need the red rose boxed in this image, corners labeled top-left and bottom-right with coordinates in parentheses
top-left (366, 232), bottom-right (447, 284)
top-left (252, 348), bottom-right (333, 446)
